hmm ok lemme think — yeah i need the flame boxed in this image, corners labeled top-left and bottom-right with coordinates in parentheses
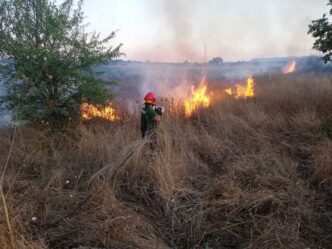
top-left (283, 60), bottom-right (296, 74)
top-left (224, 88), bottom-right (233, 95)
top-left (184, 77), bottom-right (211, 117)
top-left (225, 76), bottom-right (255, 99)
top-left (81, 102), bottom-right (119, 121)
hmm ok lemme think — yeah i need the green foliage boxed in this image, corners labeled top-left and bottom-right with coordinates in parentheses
top-left (308, 0), bottom-right (332, 63)
top-left (0, 0), bottom-right (122, 127)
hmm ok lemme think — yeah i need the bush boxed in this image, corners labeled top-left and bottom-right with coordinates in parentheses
top-left (0, 0), bottom-right (122, 128)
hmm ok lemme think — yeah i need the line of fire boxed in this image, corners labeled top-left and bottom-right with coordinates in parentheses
top-left (80, 60), bottom-right (297, 122)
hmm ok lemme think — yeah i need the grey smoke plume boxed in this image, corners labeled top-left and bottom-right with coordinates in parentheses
top-left (151, 0), bottom-right (202, 62)
top-left (142, 0), bottom-right (326, 62)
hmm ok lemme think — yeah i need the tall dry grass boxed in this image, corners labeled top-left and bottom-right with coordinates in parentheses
top-left (0, 74), bottom-right (331, 249)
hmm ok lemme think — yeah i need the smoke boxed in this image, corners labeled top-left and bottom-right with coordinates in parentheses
top-left (0, 78), bottom-right (13, 127)
top-left (105, 0), bottom-right (329, 111)
top-left (138, 63), bottom-right (198, 100)
top-left (150, 0), bottom-right (202, 62)
top-left (133, 0), bottom-right (210, 103)
top-left (129, 0), bottom-right (327, 62)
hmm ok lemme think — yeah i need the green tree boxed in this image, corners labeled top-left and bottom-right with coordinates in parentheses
top-left (308, 0), bottom-right (332, 63)
top-left (0, 0), bottom-right (122, 127)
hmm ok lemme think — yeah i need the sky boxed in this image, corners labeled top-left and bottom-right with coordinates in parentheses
top-left (78, 0), bottom-right (328, 62)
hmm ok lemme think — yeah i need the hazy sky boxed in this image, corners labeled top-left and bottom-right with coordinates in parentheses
top-left (78, 0), bottom-right (328, 62)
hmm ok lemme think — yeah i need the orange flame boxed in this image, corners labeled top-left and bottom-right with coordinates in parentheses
top-left (81, 102), bottom-right (119, 121)
top-left (184, 77), bottom-right (211, 117)
top-left (224, 88), bottom-right (233, 95)
top-left (225, 76), bottom-right (255, 99)
top-left (283, 60), bottom-right (296, 74)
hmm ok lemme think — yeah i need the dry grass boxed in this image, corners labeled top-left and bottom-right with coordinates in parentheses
top-left (314, 140), bottom-right (332, 186)
top-left (0, 74), bottom-right (332, 249)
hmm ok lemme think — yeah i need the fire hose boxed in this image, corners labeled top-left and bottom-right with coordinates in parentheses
top-left (29, 193), bottom-right (91, 235)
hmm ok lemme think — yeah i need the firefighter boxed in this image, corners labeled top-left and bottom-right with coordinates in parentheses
top-left (140, 91), bottom-right (162, 150)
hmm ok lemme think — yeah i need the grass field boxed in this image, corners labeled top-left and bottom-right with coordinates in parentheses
top-left (0, 74), bottom-right (331, 249)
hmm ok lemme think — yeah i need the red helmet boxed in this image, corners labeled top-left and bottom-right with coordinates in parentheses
top-left (144, 91), bottom-right (156, 104)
